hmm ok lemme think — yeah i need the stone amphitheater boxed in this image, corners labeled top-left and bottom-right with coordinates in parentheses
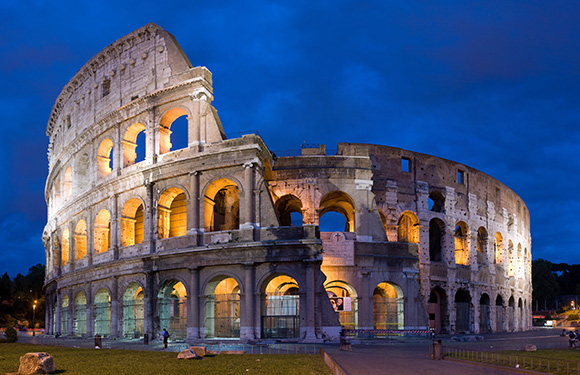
top-left (43, 23), bottom-right (532, 342)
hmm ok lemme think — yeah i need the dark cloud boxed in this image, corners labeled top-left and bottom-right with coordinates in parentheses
top-left (0, 0), bottom-right (578, 276)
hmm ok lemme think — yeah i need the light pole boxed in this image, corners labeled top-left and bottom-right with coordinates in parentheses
top-left (32, 300), bottom-right (37, 336)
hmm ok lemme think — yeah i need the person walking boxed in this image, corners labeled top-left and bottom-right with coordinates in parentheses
top-left (162, 329), bottom-right (169, 349)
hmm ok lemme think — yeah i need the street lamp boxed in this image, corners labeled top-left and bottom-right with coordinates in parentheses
top-left (32, 300), bottom-right (37, 336)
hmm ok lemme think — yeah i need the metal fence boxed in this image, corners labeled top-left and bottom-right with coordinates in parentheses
top-left (443, 345), bottom-right (580, 375)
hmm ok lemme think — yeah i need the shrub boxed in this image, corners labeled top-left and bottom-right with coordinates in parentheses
top-left (4, 327), bottom-right (17, 343)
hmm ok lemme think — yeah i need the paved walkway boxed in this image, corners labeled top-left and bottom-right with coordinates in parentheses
top-left (325, 328), bottom-right (570, 375)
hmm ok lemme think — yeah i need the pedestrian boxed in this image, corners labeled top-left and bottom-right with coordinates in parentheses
top-left (162, 328), bottom-right (169, 349)
top-left (339, 329), bottom-right (352, 351)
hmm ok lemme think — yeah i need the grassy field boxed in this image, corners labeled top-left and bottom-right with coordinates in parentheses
top-left (0, 344), bottom-right (331, 375)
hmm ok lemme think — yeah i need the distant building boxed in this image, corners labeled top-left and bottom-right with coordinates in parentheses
top-left (43, 23), bottom-right (532, 341)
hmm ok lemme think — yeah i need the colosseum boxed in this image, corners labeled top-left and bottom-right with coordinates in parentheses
top-left (43, 23), bottom-right (532, 342)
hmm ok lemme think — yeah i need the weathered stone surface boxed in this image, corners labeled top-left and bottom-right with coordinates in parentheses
top-left (177, 348), bottom-right (202, 360)
top-left (524, 344), bottom-right (537, 352)
top-left (18, 352), bottom-right (55, 374)
top-left (189, 346), bottom-right (206, 357)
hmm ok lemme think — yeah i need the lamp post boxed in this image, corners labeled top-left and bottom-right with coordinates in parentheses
top-left (32, 300), bottom-right (37, 336)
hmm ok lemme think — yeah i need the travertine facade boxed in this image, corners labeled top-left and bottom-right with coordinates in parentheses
top-left (43, 24), bottom-right (532, 342)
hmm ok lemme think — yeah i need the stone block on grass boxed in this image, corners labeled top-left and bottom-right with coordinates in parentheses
top-left (18, 352), bottom-right (55, 374)
top-left (177, 348), bottom-right (202, 360)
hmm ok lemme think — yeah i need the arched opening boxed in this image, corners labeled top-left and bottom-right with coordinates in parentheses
top-left (62, 228), bottom-right (70, 266)
top-left (94, 288), bottom-right (111, 337)
top-left (495, 295), bottom-right (505, 332)
top-left (204, 277), bottom-right (240, 338)
top-left (275, 194), bottom-right (303, 226)
top-left (508, 296), bottom-right (515, 331)
top-left (508, 240), bottom-right (515, 277)
top-left (97, 138), bottom-right (114, 178)
top-left (158, 188), bottom-right (187, 238)
top-left (319, 191), bottom-right (355, 232)
top-left (477, 227), bottom-right (488, 264)
top-left (61, 295), bottom-right (69, 335)
top-left (121, 198), bottom-right (144, 247)
top-left (494, 232), bottom-right (504, 264)
top-left (319, 212), bottom-right (348, 232)
top-left (325, 280), bottom-right (358, 330)
top-left (64, 167), bottom-right (72, 201)
top-left (261, 275), bottom-right (300, 339)
top-left (428, 191), bottom-right (445, 212)
top-left (123, 123), bottom-right (146, 167)
top-left (455, 289), bottom-right (471, 332)
top-left (74, 291), bottom-right (87, 336)
top-left (429, 219), bottom-right (444, 262)
top-left (204, 179), bottom-right (239, 232)
top-left (122, 283), bottom-right (144, 338)
top-left (454, 222), bottom-right (469, 265)
top-left (159, 108), bottom-right (188, 154)
top-left (158, 281), bottom-right (187, 340)
top-left (397, 212), bottom-right (419, 243)
top-left (373, 282), bottom-right (404, 331)
top-left (479, 294), bottom-right (491, 333)
top-left (74, 220), bottom-right (87, 260)
top-left (428, 288), bottom-right (448, 333)
top-left (94, 209), bottom-right (111, 254)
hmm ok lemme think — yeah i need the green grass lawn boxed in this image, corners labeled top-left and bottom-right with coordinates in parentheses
top-left (0, 344), bottom-right (331, 375)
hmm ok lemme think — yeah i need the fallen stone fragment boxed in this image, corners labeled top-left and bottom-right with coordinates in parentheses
top-left (18, 352), bottom-right (55, 374)
top-left (524, 344), bottom-right (537, 352)
top-left (177, 348), bottom-right (202, 360)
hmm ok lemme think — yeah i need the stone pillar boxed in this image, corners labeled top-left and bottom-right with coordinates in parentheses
top-left (67, 290), bottom-right (74, 336)
top-left (111, 194), bottom-right (120, 260)
top-left (241, 162), bottom-right (255, 229)
top-left (55, 292), bottom-right (61, 335)
top-left (188, 171), bottom-right (201, 237)
top-left (188, 94), bottom-right (201, 146)
top-left (110, 277), bottom-right (119, 338)
top-left (143, 182), bottom-right (156, 254)
top-left (114, 123), bottom-right (121, 176)
top-left (187, 268), bottom-right (200, 340)
top-left (68, 221), bottom-right (75, 270)
top-left (358, 270), bottom-right (374, 330)
top-left (303, 261), bottom-right (317, 340)
top-left (146, 108), bottom-right (157, 164)
top-left (144, 272), bottom-right (156, 339)
top-left (86, 207), bottom-right (94, 266)
top-left (242, 263), bottom-right (255, 339)
top-left (86, 285), bottom-right (94, 337)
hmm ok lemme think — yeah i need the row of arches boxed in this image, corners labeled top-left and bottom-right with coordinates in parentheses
top-left (51, 275), bottom-right (404, 339)
top-left (429, 288), bottom-right (529, 333)
top-left (50, 107), bottom-right (190, 213)
top-left (428, 218), bottom-right (529, 276)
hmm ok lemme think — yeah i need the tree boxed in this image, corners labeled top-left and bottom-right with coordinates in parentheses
top-left (532, 259), bottom-right (560, 310)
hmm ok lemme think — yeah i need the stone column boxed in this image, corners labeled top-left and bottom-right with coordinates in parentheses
top-left (55, 292), bottom-right (61, 335)
top-left (111, 194), bottom-right (120, 260)
top-left (114, 123), bottom-right (121, 176)
top-left (242, 263), bottom-right (255, 339)
top-left (67, 290), bottom-right (74, 336)
top-left (110, 277), bottom-right (119, 338)
top-left (188, 94), bottom-right (201, 146)
top-left (86, 207), bottom-right (94, 266)
top-left (358, 270), bottom-right (373, 330)
top-left (188, 171), bottom-right (201, 238)
top-left (144, 272), bottom-right (156, 339)
top-left (86, 284), bottom-right (94, 337)
top-left (146, 108), bottom-right (157, 164)
top-left (187, 268), bottom-right (200, 340)
top-left (241, 162), bottom-right (255, 229)
top-left (303, 261), bottom-right (317, 340)
top-left (68, 221), bottom-right (76, 271)
top-left (143, 182), bottom-right (156, 254)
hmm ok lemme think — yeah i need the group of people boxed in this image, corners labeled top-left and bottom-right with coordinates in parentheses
top-left (568, 330), bottom-right (580, 349)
